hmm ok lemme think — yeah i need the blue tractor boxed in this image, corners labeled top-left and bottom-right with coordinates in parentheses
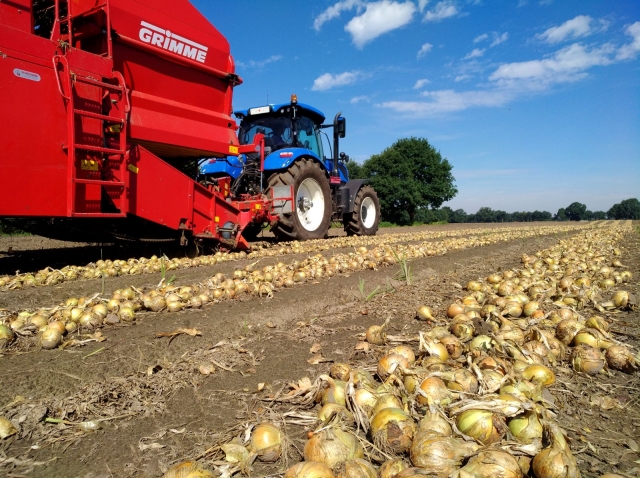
top-left (200, 95), bottom-right (380, 241)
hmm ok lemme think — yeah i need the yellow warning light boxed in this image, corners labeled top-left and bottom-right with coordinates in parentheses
top-left (254, 203), bottom-right (262, 210)
top-left (214, 216), bottom-right (220, 223)
top-left (291, 94), bottom-right (298, 104)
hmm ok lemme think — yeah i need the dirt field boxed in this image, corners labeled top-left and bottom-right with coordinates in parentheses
top-left (0, 222), bottom-right (638, 478)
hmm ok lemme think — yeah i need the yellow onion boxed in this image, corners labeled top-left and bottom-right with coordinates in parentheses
top-left (555, 319), bottom-right (584, 345)
top-left (0, 324), bottom-right (16, 348)
top-left (304, 429), bottom-right (363, 469)
top-left (449, 314), bottom-right (474, 341)
top-left (145, 296), bottom-right (167, 312)
top-left (416, 305), bottom-right (435, 321)
top-left (447, 303), bottom-right (465, 318)
top-left (456, 409), bottom-right (505, 445)
top-left (378, 459), bottom-right (409, 478)
top-left (321, 377), bottom-right (347, 406)
top-left (353, 389), bottom-right (378, 415)
top-left (572, 345), bottom-right (606, 375)
top-left (336, 458), bottom-right (377, 478)
top-left (409, 431), bottom-right (479, 474)
top-left (522, 364), bottom-right (555, 387)
top-left (469, 335), bottom-right (493, 353)
top-left (532, 422), bottom-right (579, 478)
top-left (366, 323), bottom-right (387, 345)
top-left (0, 416), bottom-right (18, 439)
top-left (459, 449), bottom-right (522, 478)
top-left (611, 290), bottom-right (629, 309)
top-left (605, 345), bottom-right (638, 373)
top-left (523, 301), bottom-right (540, 317)
top-left (508, 410), bottom-right (543, 444)
top-left (377, 353), bottom-right (410, 380)
top-left (330, 363), bottom-right (352, 381)
top-left (417, 410), bottom-right (452, 436)
top-left (162, 461), bottom-right (213, 478)
top-left (371, 394), bottom-right (403, 417)
top-left (284, 461), bottom-right (335, 478)
top-left (416, 377), bottom-right (452, 406)
top-left (40, 327), bottom-right (63, 349)
top-left (28, 314), bottom-right (49, 329)
top-left (388, 345), bottom-right (416, 365)
top-left (79, 312), bottom-right (102, 329)
top-left (444, 369), bottom-right (479, 394)
top-left (250, 423), bottom-right (282, 462)
top-left (370, 407), bottom-right (416, 454)
top-left (439, 334), bottom-right (463, 359)
top-left (572, 329), bottom-right (613, 350)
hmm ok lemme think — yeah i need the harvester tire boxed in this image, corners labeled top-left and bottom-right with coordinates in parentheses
top-left (268, 158), bottom-right (332, 240)
top-left (241, 222), bottom-right (265, 241)
top-left (344, 185), bottom-right (380, 236)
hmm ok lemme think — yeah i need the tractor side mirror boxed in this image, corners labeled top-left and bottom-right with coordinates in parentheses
top-left (336, 117), bottom-right (346, 138)
top-left (339, 152), bottom-right (349, 163)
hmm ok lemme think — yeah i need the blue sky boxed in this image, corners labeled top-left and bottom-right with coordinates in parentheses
top-left (193, 0), bottom-right (639, 214)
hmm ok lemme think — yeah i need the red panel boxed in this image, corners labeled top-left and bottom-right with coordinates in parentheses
top-left (0, 0), bottom-right (32, 34)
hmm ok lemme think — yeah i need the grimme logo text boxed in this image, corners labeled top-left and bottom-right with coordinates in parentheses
top-left (139, 21), bottom-right (208, 64)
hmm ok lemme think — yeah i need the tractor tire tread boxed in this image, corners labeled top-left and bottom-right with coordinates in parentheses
top-left (344, 185), bottom-right (380, 236)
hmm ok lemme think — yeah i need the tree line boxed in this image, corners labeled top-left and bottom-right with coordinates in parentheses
top-left (347, 138), bottom-right (639, 225)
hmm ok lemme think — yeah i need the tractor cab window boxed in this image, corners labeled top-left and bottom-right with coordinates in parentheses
top-left (296, 116), bottom-right (323, 158)
top-left (238, 116), bottom-right (292, 151)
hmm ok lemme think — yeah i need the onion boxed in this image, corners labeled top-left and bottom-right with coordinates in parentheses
top-left (523, 301), bottom-right (540, 317)
top-left (304, 429), bottom-right (363, 469)
top-left (532, 421), bottom-right (579, 478)
top-left (162, 461), bottom-right (213, 478)
top-left (572, 329), bottom-right (612, 350)
top-left (0, 416), bottom-right (18, 439)
top-left (321, 377), bottom-right (347, 406)
top-left (416, 305), bottom-right (435, 321)
top-left (459, 449), bottom-right (523, 478)
top-left (371, 394), bottom-right (403, 417)
top-left (444, 368), bottom-right (479, 394)
top-left (119, 307), bottom-right (136, 322)
top-left (377, 354), bottom-right (410, 380)
top-left (447, 303), bottom-right (465, 318)
top-left (555, 319), bottom-right (584, 345)
top-left (611, 290), bottom-right (629, 309)
top-left (370, 407), bottom-right (416, 454)
top-left (572, 345), bottom-right (606, 375)
top-left (605, 345), bottom-right (638, 373)
top-left (456, 409), bottom-right (505, 445)
top-left (439, 335), bottom-right (463, 359)
top-left (353, 389), bottom-right (378, 415)
top-left (79, 312), bottom-right (102, 329)
top-left (336, 458), bottom-right (377, 478)
top-left (469, 335), bottom-right (493, 353)
top-left (250, 423), bottom-right (282, 462)
top-left (318, 403), bottom-right (354, 425)
top-left (522, 365), bottom-right (555, 387)
top-left (508, 410), bottom-right (543, 444)
top-left (0, 324), bottom-right (16, 349)
top-left (284, 462), bottom-right (335, 478)
top-left (366, 323), bottom-right (387, 345)
top-left (409, 431), bottom-right (480, 474)
top-left (378, 459), bottom-right (409, 478)
top-left (417, 410), bottom-right (452, 436)
top-left (416, 377), bottom-right (452, 406)
top-left (388, 345), bottom-right (416, 365)
top-left (41, 328), bottom-right (63, 349)
top-left (330, 363), bottom-right (352, 381)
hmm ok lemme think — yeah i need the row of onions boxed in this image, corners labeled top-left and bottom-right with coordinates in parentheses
top-left (0, 223), bottom-right (596, 291)
top-left (0, 224), bottom-right (601, 352)
top-left (161, 222), bottom-right (635, 478)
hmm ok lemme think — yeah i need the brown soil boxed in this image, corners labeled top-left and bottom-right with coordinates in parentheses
top-left (0, 223), bottom-right (638, 478)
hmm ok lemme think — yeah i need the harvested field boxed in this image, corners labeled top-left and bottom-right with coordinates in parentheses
top-left (0, 221), bottom-right (638, 478)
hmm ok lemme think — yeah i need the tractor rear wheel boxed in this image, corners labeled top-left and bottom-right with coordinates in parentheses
top-left (344, 185), bottom-right (380, 236)
top-left (268, 158), bottom-right (332, 240)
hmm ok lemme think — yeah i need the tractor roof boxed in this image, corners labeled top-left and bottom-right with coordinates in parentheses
top-left (234, 102), bottom-right (326, 125)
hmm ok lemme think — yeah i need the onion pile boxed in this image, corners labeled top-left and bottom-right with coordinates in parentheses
top-left (0, 224), bottom-right (602, 351)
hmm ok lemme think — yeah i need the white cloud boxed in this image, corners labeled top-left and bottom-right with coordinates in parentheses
top-left (236, 55), bottom-right (283, 69)
top-left (490, 32), bottom-right (509, 47)
top-left (418, 0), bottom-right (429, 13)
top-left (345, 0), bottom-right (416, 48)
top-left (313, 0), bottom-right (363, 31)
top-left (379, 89), bottom-right (512, 115)
top-left (413, 78), bottom-right (431, 89)
top-left (423, 1), bottom-right (459, 22)
top-left (417, 42), bottom-right (433, 58)
top-left (616, 21), bottom-right (640, 61)
top-left (454, 74), bottom-right (471, 82)
top-left (537, 15), bottom-right (593, 44)
top-left (463, 48), bottom-right (485, 59)
top-left (350, 95), bottom-right (370, 104)
top-left (473, 33), bottom-right (488, 43)
top-left (490, 42), bottom-right (615, 88)
top-left (312, 71), bottom-right (362, 91)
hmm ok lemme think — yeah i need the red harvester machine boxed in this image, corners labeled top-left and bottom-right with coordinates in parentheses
top-left (0, 0), bottom-right (291, 250)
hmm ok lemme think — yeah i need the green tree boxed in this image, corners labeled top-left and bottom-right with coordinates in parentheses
top-left (449, 209), bottom-right (468, 223)
top-left (475, 207), bottom-right (496, 223)
top-left (592, 211), bottom-right (606, 220)
top-left (555, 208), bottom-right (567, 221)
top-left (607, 198), bottom-right (640, 219)
top-left (346, 160), bottom-right (365, 180)
top-left (362, 138), bottom-right (457, 224)
top-left (564, 202), bottom-right (587, 221)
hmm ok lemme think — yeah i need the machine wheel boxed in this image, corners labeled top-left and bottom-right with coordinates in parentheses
top-left (268, 158), bottom-right (332, 240)
top-left (344, 185), bottom-right (380, 236)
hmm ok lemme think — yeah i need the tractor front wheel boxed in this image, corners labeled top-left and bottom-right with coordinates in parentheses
top-left (344, 185), bottom-right (380, 236)
top-left (268, 158), bottom-right (332, 240)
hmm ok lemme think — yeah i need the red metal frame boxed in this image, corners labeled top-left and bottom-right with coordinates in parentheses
top-left (0, 0), bottom-right (292, 249)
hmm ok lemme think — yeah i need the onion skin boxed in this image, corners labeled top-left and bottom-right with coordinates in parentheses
top-left (532, 422), bottom-right (580, 478)
top-left (417, 410), bottom-right (452, 436)
top-left (416, 377), bottom-right (452, 407)
top-left (378, 459), bottom-right (410, 478)
top-left (284, 461), bottom-right (335, 478)
top-left (409, 431), bottom-right (479, 474)
top-left (508, 411), bottom-right (543, 444)
top-left (377, 354), bottom-right (410, 380)
top-left (572, 345), bottom-right (606, 375)
top-left (522, 365), bottom-right (555, 387)
top-left (40, 328), bottom-right (63, 349)
top-left (0, 324), bottom-right (15, 349)
top-left (605, 345), bottom-right (638, 373)
top-left (336, 458), bottom-right (377, 478)
top-left (456, 409), bottom-right (505, 445)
